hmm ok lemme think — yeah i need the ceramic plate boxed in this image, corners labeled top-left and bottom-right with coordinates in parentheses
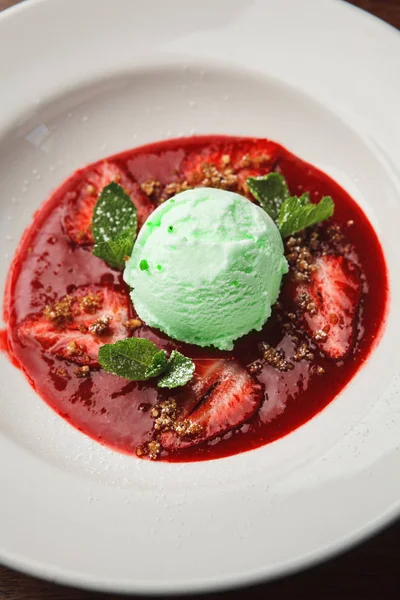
top-left (1, 0), bottom-right (400, 594)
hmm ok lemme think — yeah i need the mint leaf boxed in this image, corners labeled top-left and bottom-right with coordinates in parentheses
top-left (98, 338), bottom-right (161, 380)
top-left (247, 173), bottom-right (289, 221)
top-left (98, 338), bottom-right (194, 388)
top-left (92, 182), bottom-right (137, 243)
top-left (93, 227), bottom-right (135, 270)
top-left (144, 350), bottom-right (168, 379)
top-left (157, 350), bottom-right (195, 389)
top-left (92, 183), bottom-right (137, 269)
top-left (278, 195), bottom-right (334, 238)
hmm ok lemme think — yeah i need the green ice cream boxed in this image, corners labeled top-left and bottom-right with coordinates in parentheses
top-left (124, 188), bottom-right (288, 350)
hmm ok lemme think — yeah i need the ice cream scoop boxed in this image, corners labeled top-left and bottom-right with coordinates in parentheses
top-left (124, 187), bottom-right (288, 350)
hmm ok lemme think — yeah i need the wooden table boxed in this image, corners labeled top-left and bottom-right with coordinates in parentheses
top-left (1, 0), bottom-right (399, 598)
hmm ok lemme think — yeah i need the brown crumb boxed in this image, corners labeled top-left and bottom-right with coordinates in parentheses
top-left (200, 163), bottom-right (238, 190)
top-left (43, 295), bottom-right (73, 326)
top-left (309, 231), bottom-right (320, 250)
top-left (297, 292), bottom-right (317, 316)
top-left (248, 361), bottom-right (263, 376)
top-left (327, 224), bottom-right (345, 244)
top-left (151, 398), bottom-right (180, 432)
top-left (135, 440), bottom-right (162, 460)
top-left (124, 318), bottom-right (142, 332)
top-left (293, 341), bottom-right (314, 362)
top-left (174, 420), bottom-right (203, 439)
top-left (140, 179), bottom-right (163, 202)
top-left (162, 180), bottom-right (191, 201)
top-left (238, 153), bottom-right (271, 168)
top-left (285, 234), bottom-right (316, 282)
top-left (88, 315), bottom-right (112, 335)
top-left (260, 342), bottom-right (294, 372)
top-left (75, 365), bottom-right (90, 378)
top-left (314, 329), bottom-right (328, 342)
top-left (78, 292), bottom-right (103, 313)
top-left (65, 340), bottom-right (85, 357)
top-left (147, 440), bottom-right (161, 460)
top-left (55, 366), bottom-right (68, 378)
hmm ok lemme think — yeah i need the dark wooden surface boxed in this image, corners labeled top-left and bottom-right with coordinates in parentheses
top-left (1, 0), bottom-right (399, 598)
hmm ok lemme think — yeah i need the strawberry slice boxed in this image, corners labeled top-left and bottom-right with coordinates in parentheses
top-left (181, 139), bottom-right (278, 195)
top-left (18, 285), bottom-right (131, 366)
top-left (161, 359), bottom-right (263, 451)
top-left (62, 160), bottom-right (154, 245)
top-left (286, 255), bottom-right (362, 359)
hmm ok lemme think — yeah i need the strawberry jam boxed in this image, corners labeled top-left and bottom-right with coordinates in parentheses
top-left (2, 136), bottom-right (388, 462)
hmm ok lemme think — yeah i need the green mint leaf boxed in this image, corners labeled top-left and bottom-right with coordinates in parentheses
top-left (98, 339), bottom-right (194, 388)
top-left (93, 227), bottom-right (135, 270)
top-left (98, 338), bottom-right (162, 380)
top-left (144, 350), bottom-right (168, 379)
top-left (92, 182), bottom-right (137, 244)
top-left (92, 183), bottom-right (137, 270)
top-left (157, 350), bottom-right (195, 389)
top-left (246, 173), bottom-right (290, 221)
top-left (278, 195), bottom-right (334, 238)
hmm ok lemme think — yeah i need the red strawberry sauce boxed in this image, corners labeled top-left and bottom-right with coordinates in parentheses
top-left (2, 136), bottom-right (388, 462)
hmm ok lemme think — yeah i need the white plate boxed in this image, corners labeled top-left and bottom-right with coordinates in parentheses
top-left (1, 0), bottom-right (400, 594)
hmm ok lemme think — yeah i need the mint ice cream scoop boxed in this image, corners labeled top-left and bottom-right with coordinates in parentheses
top-left (124, 188), bottom-right (288, 350)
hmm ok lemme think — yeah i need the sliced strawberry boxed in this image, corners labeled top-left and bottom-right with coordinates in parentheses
top-left (286, 255), bottom-right (362, 359)
top-left (229, 139), bottom-right (279, 171)
top-left (161, 359), bottom-right (263, 451)
top-left (62, 160), bottom-right (154, 245)
top-left (181, 139), bottom-right (278, 196)
top-left (18, 285), bottom-right (131, 366)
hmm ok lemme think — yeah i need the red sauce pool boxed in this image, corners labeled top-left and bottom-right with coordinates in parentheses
top-left (3, 136), bottom-right (388, 461)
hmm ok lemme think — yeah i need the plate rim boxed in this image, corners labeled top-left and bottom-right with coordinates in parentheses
top-left (1, 0), bottom-right (400, 594)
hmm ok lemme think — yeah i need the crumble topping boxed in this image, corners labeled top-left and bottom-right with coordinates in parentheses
top-left (293, 341), bottom-right (314, 362)
top-left (296, 292), bottom-right (317, 316)
top-left (55, 366), bottom-right (68, 378)
top-left (124, 318), bottom-right (142, 332)
top-left (43, 295), bottom-right (73, 326)
top-left (135, 397), bottom-right (204, 459)
top-left (174, 419), bottom-right (203, 439)
top-left (74, 365), bottom-right (90, 378)
top-left (136, 440), bottom-right (161, 460)
top-left (314, 329), bottom-right (329, 342)
top-left (151, 398), bottom-right (180, 432)
top-left (327, 224), bottom-right (345, 244)
top-left (238, 153), bottom-right (271, 168)
top-left (248, 361), bottom-right (263, 376)
top-left (65, 340), bottom-right (86, 357)
top-left (88, 315), bottom-right (112, 335)
top-left (140, 179), bottom-right (163, 202)
top-left (260, 342), bottom-right (294, 372)
top-left (285, 234), bottom-right (316, 282)
top-left (200, 163), bottom-right (238, 190)
top-left (78, 291), bottom-right (103, 313)
top-left (162, 180), bottom-right (191, 200)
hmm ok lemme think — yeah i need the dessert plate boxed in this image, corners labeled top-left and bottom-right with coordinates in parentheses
top-left (1, 0), bottom-right (400, 594)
